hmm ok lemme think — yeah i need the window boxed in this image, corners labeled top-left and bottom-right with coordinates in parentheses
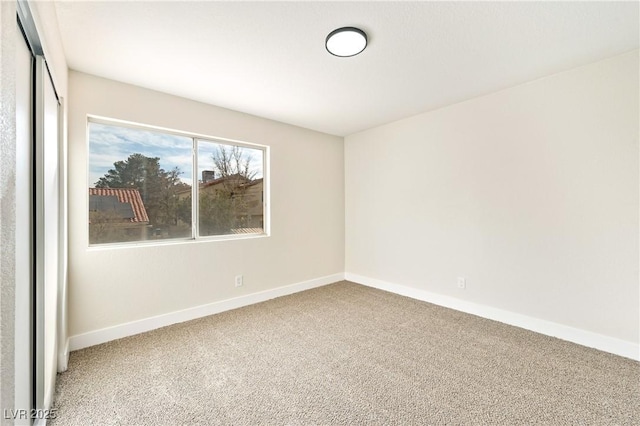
top-left (88, 118), bottom-right (267, 246)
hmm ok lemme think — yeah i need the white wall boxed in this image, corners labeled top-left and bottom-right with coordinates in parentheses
top-left (68, 71), bottom-right (344, 338)
top-left (346, 51), bottom-right (639, 349)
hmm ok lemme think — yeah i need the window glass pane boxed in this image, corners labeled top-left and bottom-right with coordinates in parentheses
top-left (88, 122), bottom-right (193, 245)
top-left (197, 140), bottom-right (264, 237)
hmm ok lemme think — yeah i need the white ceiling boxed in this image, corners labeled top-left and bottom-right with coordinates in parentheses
top-left (54, 1), bottom-right (639, 137)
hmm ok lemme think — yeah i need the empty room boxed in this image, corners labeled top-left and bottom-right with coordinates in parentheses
top-left (1, 1), bottom-right (638, 425)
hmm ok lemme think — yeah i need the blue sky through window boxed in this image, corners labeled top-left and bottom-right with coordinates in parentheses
top-left (89, 122), bottom-right (193, 187)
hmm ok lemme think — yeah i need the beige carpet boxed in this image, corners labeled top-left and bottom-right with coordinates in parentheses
top-left (52, 281), bottom-right (639, 425)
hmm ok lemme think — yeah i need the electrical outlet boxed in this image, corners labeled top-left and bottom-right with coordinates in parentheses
top-left (457, 277), bottom-right (466, 289)
top-left (235, 275), bottom-right (243, 287)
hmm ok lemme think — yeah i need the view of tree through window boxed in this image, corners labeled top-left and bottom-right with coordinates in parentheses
top-left (197, 141), bottom-right (264, 236)
top-left (88, 120), bottom-right (266, 245)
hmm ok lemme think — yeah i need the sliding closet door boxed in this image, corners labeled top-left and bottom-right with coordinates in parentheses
top-left (15, 22), bottom-right (34, 424)
top-left (35, 56), bottom-right (60, 411)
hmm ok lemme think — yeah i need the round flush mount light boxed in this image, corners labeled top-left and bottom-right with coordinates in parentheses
top-left (325, 27), bottom-right (367, 57)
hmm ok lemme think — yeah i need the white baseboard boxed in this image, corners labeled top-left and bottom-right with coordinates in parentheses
top-left (345, 273), bottom-right (639, 361)
top-left (57, 338), bottom-right (69, 372)
top-left (68, 271), bottom-right (639, 361)
top-left (69, 273), bottom-right (344, 351)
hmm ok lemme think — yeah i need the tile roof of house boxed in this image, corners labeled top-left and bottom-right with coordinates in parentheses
top-left (89, 188), bottom-right (150, 223)
top-left (206, 176), bottom-right (263, 189)
top-left (242, 178), bottom-right (263, 188)
top-left (201, 174), bottom-right (238, 188)
top-left (176, 176), bottom-right (263, 196)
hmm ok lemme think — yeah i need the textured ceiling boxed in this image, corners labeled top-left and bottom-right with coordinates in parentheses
top-left (54, 1), bottom-right (639, 136)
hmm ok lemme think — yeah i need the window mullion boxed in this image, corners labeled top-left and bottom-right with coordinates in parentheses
top-left (192, 138), bottom-right (198, 239)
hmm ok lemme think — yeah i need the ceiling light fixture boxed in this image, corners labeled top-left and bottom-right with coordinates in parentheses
top-left (325, 27), bottom-right (367, 57)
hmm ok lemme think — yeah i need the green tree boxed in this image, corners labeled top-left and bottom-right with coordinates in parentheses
top-left (95, 153), bottom-right (190, 233)
top-left (199, 191), bottom-right (236, 235)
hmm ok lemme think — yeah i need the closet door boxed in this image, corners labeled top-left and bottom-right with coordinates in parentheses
top-left (35, 56), bottom-right (60, 412)
top-left (15, 22), bottom-right (34, 424)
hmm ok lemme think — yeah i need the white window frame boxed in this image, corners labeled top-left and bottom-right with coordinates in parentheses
top-left (87, 116), bottom-right (270, 247)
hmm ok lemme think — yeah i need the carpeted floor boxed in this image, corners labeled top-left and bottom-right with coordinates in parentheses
top-left (51, 281), bottom-right (639, 425)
